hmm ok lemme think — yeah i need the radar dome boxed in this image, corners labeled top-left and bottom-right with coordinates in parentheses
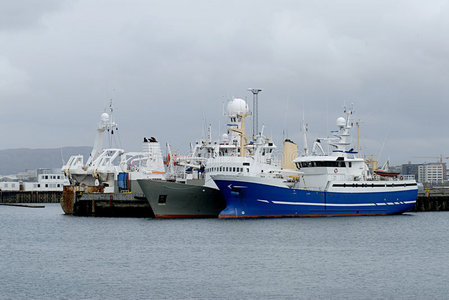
top-left (101, 113), bottom-right (110, 122)
top-left (227, 98), bottom-right (249, 117)
top-left (336, 117), bottom-right (346, 128)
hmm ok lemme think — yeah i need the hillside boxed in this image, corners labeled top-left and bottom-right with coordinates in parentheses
top-left (0, 147), bottom-right (91, 175)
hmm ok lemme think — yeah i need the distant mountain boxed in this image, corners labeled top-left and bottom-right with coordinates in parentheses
top-left (0, 147), bottom-right (91, 176)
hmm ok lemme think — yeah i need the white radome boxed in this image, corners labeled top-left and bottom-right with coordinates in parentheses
top-left (336, 117), bottom-right (346, 128)
top-left (227, 98), bottom-right (249, 117)
top-left (101, 113), bottom-right (110, 123)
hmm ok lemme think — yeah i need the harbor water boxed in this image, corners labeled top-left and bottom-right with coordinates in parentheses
top-left (2, 204), bottom-right (449, 299)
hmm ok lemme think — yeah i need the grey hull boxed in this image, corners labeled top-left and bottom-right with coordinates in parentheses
top-left (137, 179), bottom-right (225, 218)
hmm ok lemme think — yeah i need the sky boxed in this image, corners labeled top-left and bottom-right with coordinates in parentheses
top-left (1, 0), bottom-right (449, 165)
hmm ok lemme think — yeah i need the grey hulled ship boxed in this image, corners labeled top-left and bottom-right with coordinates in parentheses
top-left (137, 96), bottom-right (272, 218)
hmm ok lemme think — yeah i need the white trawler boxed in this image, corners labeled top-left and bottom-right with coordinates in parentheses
top-left (212, 106), bottom-right (418, 218)
top-left (61, 102), bottom-right (166, 217)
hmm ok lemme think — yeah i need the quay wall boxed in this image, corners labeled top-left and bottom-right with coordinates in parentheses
top-left (413, 189), bottom-right (449, 212)
top-left (0, 191), bottom-right (62, 204)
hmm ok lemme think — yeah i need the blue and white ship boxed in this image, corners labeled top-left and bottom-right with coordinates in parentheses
top-left (212, 108), bottom-right (418, 218)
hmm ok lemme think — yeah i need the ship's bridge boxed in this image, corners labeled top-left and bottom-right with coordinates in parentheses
top-left (294, 155), bottom-right (364, 166)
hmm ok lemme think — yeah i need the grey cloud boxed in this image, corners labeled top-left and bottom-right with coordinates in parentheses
top-left (0, 0), bottom-right (448, 165)
top-left (0, 0), bottom-right (65, 31)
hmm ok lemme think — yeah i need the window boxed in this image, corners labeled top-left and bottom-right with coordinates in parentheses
top-left (158, 195), bottom-right (167, 205)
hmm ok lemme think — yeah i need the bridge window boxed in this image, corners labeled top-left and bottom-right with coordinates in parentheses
top-left (298, 161), bottom-right (346, 168)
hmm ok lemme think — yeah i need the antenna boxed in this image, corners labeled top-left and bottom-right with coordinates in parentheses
top-left (60, 147), bottom-right (66, 165)
top-left (208, 124), bottom-right (212, 143)
top-left (202, 113), bottom-right (206, 141)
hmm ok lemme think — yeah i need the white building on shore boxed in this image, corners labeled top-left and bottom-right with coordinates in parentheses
top-left (418, 163), bottom-right (446, 184)
top-left (0, 169), bottom-right (69, 192)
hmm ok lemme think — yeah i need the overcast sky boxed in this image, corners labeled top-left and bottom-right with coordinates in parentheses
top-left (1, 0), bottom-right (448, 165)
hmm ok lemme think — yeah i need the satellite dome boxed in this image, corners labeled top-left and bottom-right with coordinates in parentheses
top-left (227, 98), bottom-right (249, 117)
top-left (336, 117), bottom-right (346, 128)
top-left (222, 133), bottom-right (229, 142)
top-left (101, 113), bottom-right (110, 122)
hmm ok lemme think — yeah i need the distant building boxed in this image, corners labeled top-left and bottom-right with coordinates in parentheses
top-left (401, 163), bottom-right (421, 181)
top-left (22, 173), bottom-right (69, 192)
top-left (0, 169), bottom-right (69, 192)
top-left (0, 181), bottom-right (20, 191)
top-left (418, 163), bottom-right (447, 184)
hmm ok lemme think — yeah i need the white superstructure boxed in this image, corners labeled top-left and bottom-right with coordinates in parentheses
top-left (214, 106), bottom-right (417, 193)
top-left (164, 97), bottom-right (279, 189)
top-left (290, 107), bottom-right (416, 192)
top-left (61, 103), bottom-right (166, 193)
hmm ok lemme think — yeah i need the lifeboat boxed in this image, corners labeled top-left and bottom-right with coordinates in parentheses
top-left (374, 169), bottom-right (400, 177)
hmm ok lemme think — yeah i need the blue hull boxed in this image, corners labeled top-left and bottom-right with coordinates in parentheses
top-left (214, 179), bottom-right (418, 218)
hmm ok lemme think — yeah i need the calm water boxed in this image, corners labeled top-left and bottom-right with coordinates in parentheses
top-left (1, 204), bottom-right (449, 299)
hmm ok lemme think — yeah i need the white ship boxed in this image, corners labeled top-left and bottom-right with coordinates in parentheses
top-left (60, 102), bottom-right (166, 216)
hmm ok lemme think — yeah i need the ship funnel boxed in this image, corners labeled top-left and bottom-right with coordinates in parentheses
top-left (281, 139), bottom-right (298, 170)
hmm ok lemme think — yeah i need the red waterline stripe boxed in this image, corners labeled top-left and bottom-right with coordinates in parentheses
top-left (155, 214), bottom-right (218, 219)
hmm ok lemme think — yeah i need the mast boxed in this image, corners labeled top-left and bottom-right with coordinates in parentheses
top-left (303, 122), bottom-right (309, 156)
top-left (230, 112), bottom-right (249, 157)
top-left (248, 88), bottom-right (262, 140)
top-left (207, 124), bottom-right (212, 143)
top-left (330, 106), bottom-right (353, 154)
top-left (302, 110), bottom-right (308, 156)
top-left (356, 120), bottom-right (360, 154)
top-left (86, 101), bottom-right (117, 166)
